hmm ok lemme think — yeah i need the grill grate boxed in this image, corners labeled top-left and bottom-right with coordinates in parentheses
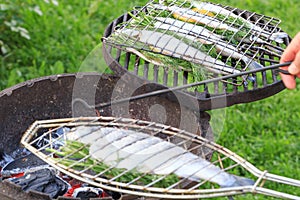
top-left (102, 0), bottom-right (291, 110)
top-left (21, 117), bottom-right (300, 199)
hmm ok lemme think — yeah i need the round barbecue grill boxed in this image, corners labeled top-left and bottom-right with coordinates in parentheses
top-left (102, 2), bottom-right (291, 111)
top-left (0, 73), bottom-right (213, 200)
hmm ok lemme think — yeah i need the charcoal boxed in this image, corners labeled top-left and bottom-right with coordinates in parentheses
top-left (9, 168), bottom-right (69, 198)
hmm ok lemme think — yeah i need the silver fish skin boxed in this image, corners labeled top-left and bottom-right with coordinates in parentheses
top-left (151, 4), bottom-right (239, 32)
top-left (154, 17), bottom-right (264, 44)
top-left (154, 17), bottom-right (223, 41)
top-left (154, 20), bottom-right (263, 69)
top-left (191, 1), bottom-right (288, 43)
top-left (195, 37), bottom-right (263, 70)
top-left (68, 126), bottom-right (254, 187)
top-left (119, 28), bottom-right (241, 75)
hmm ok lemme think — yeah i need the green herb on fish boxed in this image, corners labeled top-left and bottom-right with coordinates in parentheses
top-left (142, 50), bottom-right (212, 83)
top-left (123, 13), bottom-right (219, 58)
top-left (54, 126), bottom-right (254, 188)
top-left (158, 0), bottom-right (247, 28)
top-left (169, 0), bottom-right (286, 42)
top-left (47, 140), bottom-right (180, 187)
top-left (116, 13), bottom-right (262, 70)
top-left (148, 3), bottom-right (250, 44)
top-left (108, 33), bottom-right (213, 85)
top-left (105, 0), bottom-right (270, 86)
top-left (157, 0), bottom-right (193, 8)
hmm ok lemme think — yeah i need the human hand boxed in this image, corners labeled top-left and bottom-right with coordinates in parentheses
top-left (280, 32), bottom-right (300, 89)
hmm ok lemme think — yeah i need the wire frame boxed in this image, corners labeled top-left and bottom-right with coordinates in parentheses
top-left (21, 117), bottom-right (300, 199)
top-left (104, 0), bottom-right (288, 79)
top-left (102, 0), bottom-right (290, 110)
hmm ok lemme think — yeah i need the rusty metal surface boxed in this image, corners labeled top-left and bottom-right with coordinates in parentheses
top-left (0, 73), bottom-right (212, 199)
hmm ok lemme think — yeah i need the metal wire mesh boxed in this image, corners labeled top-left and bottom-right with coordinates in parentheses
top-left (104, 0), bottom-right (288, 81)
top-left (101, 0), bottom-right (291, 110)
top-left (21, 117), bottom-right (300, 199)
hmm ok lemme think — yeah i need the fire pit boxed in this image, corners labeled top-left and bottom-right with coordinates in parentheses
top-left (0, 73), bottom-right (213, 200)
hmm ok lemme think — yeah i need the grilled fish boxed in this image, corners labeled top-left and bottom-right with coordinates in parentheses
top-left (191, 1), bottom-right (288, 43)
top-left (154, 18), bottom-right (263, 69)
top-left (67, 126), bottom-right (254, 188)
top-left (152, 4), bottom-right (239, 32)
top-left (118, 28), bottom-right (241, 75)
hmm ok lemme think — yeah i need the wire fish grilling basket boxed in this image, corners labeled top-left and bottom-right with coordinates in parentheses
top-left (21, 117), bottom-right (300, 199)
top-left (102, 0), bottom-right (291, 111)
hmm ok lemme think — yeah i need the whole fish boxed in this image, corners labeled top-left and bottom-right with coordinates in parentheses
top-left (116, 28), bottom-right (241, 75)
top-left (188, 1), bottom-right (288, 43)
top-left (67, 126), bottom-right (254, 188)
top-left (153, 19), bottom-right (263, 69)
top-left (154, 17), bottom-right (224, 41)
top-left (151, 2), bottom-right (287, 43)
top-left (151, 4), bottom-right (239, 32)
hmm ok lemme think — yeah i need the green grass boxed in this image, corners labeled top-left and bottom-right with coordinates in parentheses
top-left (1, 0), bottom-right (300, 199)
top-left (0, 0), bottom-right (149, 89)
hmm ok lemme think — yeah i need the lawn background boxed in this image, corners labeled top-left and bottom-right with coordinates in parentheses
top-left (1, 0), bottom-right (299, 199)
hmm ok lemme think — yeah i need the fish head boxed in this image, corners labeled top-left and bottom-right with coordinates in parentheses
top-left (121, 29), bottom-right (141, 40)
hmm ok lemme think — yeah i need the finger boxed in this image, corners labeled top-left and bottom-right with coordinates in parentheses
top-left (280, 32), bottom-right (300, 63)
top-left (282, 76), bottom-right (296, 89)
top-left (280, 66), bottom-right (296, 89)
top-left (288, 51), bottom-right (300, 75)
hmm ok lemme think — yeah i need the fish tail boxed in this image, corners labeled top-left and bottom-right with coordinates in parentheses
top-left (225, 175), bottom-right (255, 187)
top-left (242, 57), bottom-right (263, 70)
top-left (269, 32), bottom-right (288, 43)
top-left (242, 75), bottom-right (256, 85)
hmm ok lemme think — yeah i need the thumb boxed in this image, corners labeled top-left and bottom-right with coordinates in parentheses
top-left (288, 47), bottom-right (300, 75)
